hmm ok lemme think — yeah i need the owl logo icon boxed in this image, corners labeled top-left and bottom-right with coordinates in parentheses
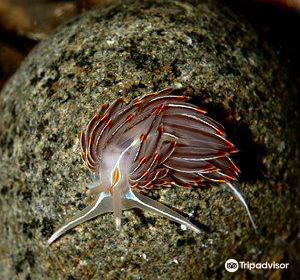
top-left (225, 259), bottom-right (239, 272)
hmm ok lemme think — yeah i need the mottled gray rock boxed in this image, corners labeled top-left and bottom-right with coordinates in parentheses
top-left (0, 0), bottom-right (298, 279)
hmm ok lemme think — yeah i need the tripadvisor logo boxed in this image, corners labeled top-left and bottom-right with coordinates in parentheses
top-left (225, 259), bottom-right (289, 272)
top-left (225, 259), bottom-right (239, 272)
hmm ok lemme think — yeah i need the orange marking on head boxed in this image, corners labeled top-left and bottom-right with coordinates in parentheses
top-left (172, 141), bottom-right (177, 148)
top-left (112, 167), bottom-right (120, 187)
top-left (88, 137), bottom-right (92, 146)
top-left (85, 148), bottom-right (88, 157)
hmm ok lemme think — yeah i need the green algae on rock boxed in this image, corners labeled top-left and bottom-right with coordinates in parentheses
top-left (0, 0), bottom-right (298, 279)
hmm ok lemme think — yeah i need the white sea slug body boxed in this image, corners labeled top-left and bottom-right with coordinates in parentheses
top-left (48, 87), bottom-right (256, 244)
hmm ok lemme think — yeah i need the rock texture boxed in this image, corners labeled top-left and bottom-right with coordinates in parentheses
top-left (0, 0), bottom-right (298, 279)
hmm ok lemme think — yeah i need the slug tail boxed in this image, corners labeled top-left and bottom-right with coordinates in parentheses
top-left (113, 187), bottom-right (123, 230)
top-left (224, 181), bottom-right (257, 232)
top-left (122, 188), bottom-right (201, 234)
top-left (48, 192), bottom-right (113, 245)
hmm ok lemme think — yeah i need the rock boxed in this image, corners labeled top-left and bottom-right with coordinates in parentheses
top-left (0, 0), bottom-right (298, 279)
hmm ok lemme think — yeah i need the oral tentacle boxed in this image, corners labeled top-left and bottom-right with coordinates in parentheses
top-left (122, 188), bottom-right (201, 234)
top-left (112, 186), bottom-right (123, 230)
top-left (48, 191), bottom-right (113, 244)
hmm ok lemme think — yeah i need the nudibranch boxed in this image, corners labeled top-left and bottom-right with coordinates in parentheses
top-left (48, 87), bottom-right (256, 244)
